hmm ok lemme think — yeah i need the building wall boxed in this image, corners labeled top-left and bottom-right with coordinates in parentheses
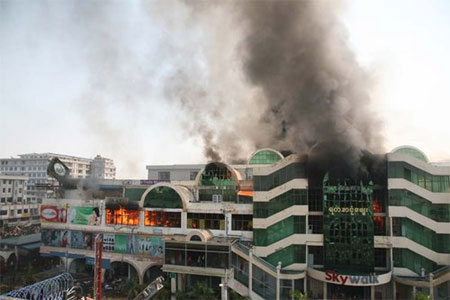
top-left (0, 153), bottom-right (116, 202)
top-left (387, 151), bottom-right (450, 276)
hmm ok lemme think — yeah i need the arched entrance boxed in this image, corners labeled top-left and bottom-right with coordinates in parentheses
top-left (143, 265), bottom-right (164, 284)
top-left (69, 258), bottom-right (94, 276)
top-left (104, 261), bottom-right (139, 284)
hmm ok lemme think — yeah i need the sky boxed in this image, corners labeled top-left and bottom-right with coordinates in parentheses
top-left (1, 0), bottom-right (450, 178)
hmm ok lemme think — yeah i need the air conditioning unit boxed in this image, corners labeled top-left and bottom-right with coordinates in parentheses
top-left (212, 194), bottom-right (223, 203)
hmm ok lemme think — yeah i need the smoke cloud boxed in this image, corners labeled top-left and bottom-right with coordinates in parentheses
top-left (2, 1), bottom-right (383, 175)
top-left (162, 1), bottom-right (383, 172)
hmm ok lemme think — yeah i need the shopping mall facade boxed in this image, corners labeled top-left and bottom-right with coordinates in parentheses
top-left (39, 146), bottom-right (450, 299)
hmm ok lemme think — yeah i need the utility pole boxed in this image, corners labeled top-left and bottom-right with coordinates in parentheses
top-left (94, 234), bottom-right (103, 300)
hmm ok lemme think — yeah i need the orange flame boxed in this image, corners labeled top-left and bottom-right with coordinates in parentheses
top-left (106, 206), bottom-right (139, 226)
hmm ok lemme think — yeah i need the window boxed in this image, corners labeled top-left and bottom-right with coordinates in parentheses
top-left (158, 171), bottom-right (170, 181)
top-left (374, 248), bottom-right (387, 268)
top-left (0, 198), bottom-right (5, 203)
top-left (145, 211), bottom-right (181, 227)
top-left (308, 215), bottom-right (323, 234)
top-left (232, 214), bottom-right (253, 231)
top-left (106, 207), bottom-right (139, 226)
top-left (17, 209), bottom-right (22, 214)
top-left (187, 213), bottom-right (224, 230)
top-left (0, 210), bottom-right (7, 216)
top-left (308, 246), bottom-right (324, 265)
top-left (24, 209), bottom-right (28, 213)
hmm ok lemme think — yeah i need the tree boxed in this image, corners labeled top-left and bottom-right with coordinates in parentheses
top-left (291, 289), bottom-right (308, 300)
top-left (187, 281), bottom-right (217, 300)
top-left (415, 291), bottom-right (430, 300)
top-left (22, 264), bottom-right (36, 285)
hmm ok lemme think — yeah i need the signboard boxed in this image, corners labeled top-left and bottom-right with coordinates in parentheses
top-left (135, 236), bottom-right (164, 258)
top-left (70, 231), bottom-right (94, 250)
top-left (114, 234), bottom-right (128, 253)
top-left (140, 180), bottom-right (169, 186)
top-left (41, 229), bottom-right (69, 247)
top-left (307, 268), bottom-right (392, 286)
top-left (41, 205), bottom-right (68, 223)
top-left (69, 207), bottom-right (100, 226)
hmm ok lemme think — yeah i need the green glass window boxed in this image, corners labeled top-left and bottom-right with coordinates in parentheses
top-left (393, 147), bottom-right (428, 163)
top-left (254, 163), bottom-right (306, 191)
top-left (393, 248), bottom-right (437, 275)
top-left (392, 217), bottom-right (450, 253)
top-left (264, 245), bottom-right (306, 267)
top-left (200, 163), bottom-right (235, 187)
top-left (124, 187), bottom-right (147, 201)
top-left (389, 189), bottom-right (450, 222)
top-left (254, 189), bottom-right (307, 218)
top-left (253, 216), bottom-right (306, 246)
top-left (143, 186), bottom-right (183, 209)
top-left (249, 150), bottom-right (282, 165)
top-left (388, 162), bottom-right (450, 193)
top-left (323, 178), bottom-right (374, 273)
top-left (187, 213), bottom-right (225, 230)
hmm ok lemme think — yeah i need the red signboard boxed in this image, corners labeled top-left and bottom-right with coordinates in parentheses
top-left (40, 205), bottom-right (67, 223)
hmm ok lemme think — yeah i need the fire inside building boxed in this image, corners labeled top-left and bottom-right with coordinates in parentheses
top-left (38, 146), bottom-right (449, 299)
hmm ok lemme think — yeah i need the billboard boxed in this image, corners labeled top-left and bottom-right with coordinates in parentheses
top-left (69, 206), bottom-right (100, 226)
top-left (70, 231), bottom-right (94, 250)
top-left (40, 205), bottom-right (68, 223)
top-left (136, 236), bottom-right (164, 258)
top-left (114, 234), bottom-right (128, 254)
top-left (102, 234), bottom-right (164, 257)
top-left (42, 229), bottom-right (70, 248)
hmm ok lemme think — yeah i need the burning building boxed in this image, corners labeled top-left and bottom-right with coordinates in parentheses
top-left (38, 146), bottom-right (449, 299)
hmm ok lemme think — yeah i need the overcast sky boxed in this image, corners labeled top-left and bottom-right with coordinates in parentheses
top-left (1, 0), bottom-right (449, 178)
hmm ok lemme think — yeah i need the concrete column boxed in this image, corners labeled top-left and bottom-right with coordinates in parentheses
top-left (303, 276), bottom-right (307, 297)
top-left (171, 275), bottom-right (176, 300)
top-left (323, 282), bottom-right (327, 300)
top-left (371, 286), bottom-right (375, 300)
top-left (412, 286), bottom-right (416, 300)
top-left (181, 212), bottom-right (187, 233)
top-left (248, 250), bottom-right (253, 297)
top-left (276, 262), bottom-right (281, 300)
top-left (393, 281), bottom-right (397, 300)
top-left (139, 209), bottom-right (145, 230)
top-left (429, 273), bottom-right (434, 300)
top-left (221, 276), bottom-right (228, 300)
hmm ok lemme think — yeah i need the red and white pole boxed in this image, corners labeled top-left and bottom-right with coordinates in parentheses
top-left (94, 234), bottom-right (103, 300)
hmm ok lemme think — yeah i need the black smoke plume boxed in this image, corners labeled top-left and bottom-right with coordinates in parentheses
top-left (165, 1), bottom-right (383, 169)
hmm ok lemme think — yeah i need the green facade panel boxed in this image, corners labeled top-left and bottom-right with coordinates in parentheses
top-left (393, 248), bottom-right (437, 274)
top-left (254, 189), bottom-right (307, 218)
top-left (388, 162), bottom-right (450, 193)
top-left (143, 186), bottom-right (183, 209)
top-left (393, 217), bottom-right (450, 253)
top-left (249, 150), bottom-right (282, 165)
top-left (253, 216), bottom-right (305, 246)
top-left (253, 163), bottom-right (306, 191)
top-left (124, 187), bottom-right (147, 201)
top-left (264, 245), bottom-right (306, 267)
top-left (323, 176), bottom-right (374, 274)
top-left (389, 189), bottom-right (450, 222)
